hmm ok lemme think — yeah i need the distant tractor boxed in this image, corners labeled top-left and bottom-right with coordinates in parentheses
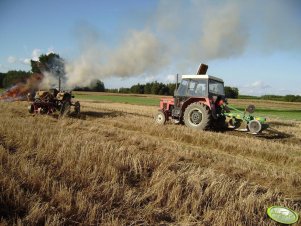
top-left (28, 89), bottom-right (80, 116)
top-left (155, 64), bottom-right (267, 134)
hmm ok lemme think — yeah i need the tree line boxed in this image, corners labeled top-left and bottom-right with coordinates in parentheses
top-left (107, 82), bottom-right (239, 98)
top-left (106, 82), bottom-right (177, 96)
top-left (239, 94), bottom-right (301, 102)
top-left (0, 70), bottom-right (31, 88)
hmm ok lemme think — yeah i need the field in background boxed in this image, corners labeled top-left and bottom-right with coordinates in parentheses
top-left (74, 91), bottom-right (301, 121)
top-left (0, 97), bottom-right (300, 225)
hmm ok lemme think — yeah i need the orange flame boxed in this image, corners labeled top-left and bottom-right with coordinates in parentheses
top-left (0, 73), bottom-right (44, 101)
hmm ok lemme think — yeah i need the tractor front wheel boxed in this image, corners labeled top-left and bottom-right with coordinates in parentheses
top-left (155, 110), bottom-right (166, 125)
top-left (184, 103), bottom-right (211, 130)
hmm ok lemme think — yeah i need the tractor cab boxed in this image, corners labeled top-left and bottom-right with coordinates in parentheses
top-left (175, 75), bottom-right (225, 98)
top-left (171, 75), bottom-right (225, 119)
top-left (156, 64), bottom-right (227, 130)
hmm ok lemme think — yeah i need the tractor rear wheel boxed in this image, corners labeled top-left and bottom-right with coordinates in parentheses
top-left (60, 101), bottom-right (71, 117)
top-left (155, 110), bottom-right (166, 125)
top-left (184, 103), bottom-right (211, 130)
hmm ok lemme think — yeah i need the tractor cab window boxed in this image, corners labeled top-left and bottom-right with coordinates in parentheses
top-left (209, 79), bottom-right (225, 96)
top-left (175, 79), bottom-right (188, 96)
top-left (195, 80), bottom-right (207, 96)
top-left (187, 80), bottom-right (197, 95)
top-left (188, 79), bottom-right (207, 97)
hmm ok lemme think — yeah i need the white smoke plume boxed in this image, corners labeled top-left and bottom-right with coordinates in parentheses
top-left (65, 29), bottom-right (167, 88)
top-left (197, 3), bottom-right (248, 60)
top-left (38, 72), bottom-right (60, 90)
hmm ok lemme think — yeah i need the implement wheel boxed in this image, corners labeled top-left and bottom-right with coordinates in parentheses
top-left (155, 110), bottom-right (166, 125)
top-left (248, 120), bottom-right (262, 133)
top-left (184, 103), bottom-right (211, 130)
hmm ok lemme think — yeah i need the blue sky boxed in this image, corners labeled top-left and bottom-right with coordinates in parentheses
top-left (1, 0), bottom-right (301, 95)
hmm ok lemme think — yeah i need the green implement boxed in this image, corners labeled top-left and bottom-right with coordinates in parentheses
top-left (224, 104), bottom-right (268, 134)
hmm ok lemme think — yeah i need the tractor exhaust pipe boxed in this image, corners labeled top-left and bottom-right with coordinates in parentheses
top-left (197, 63), bottom-right (208, 75)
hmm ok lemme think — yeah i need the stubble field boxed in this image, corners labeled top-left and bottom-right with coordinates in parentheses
top-left (0, 96), bottom-right (300, 225)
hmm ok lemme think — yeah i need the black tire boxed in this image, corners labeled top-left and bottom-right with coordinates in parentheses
top-left (214, 116), bottom-right (227, 130)
top-left (74, 101), bottom-right (80, 115)
top-left (155, 110), bottom-right (166, 125)
top-left (228, 118), bottom-right (241, 129)
top-left (28, 104), bottom-right (34, 113)
top-left (184, 103), bottom-right (211, 130)
top-left (60, 101), bottom-right (71, 117)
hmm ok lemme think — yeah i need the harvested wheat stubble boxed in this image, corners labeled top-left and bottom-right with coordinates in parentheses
top-left (0, 101), bottom-right (300, 225)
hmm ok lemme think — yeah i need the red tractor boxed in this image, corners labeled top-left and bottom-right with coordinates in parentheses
top-left (155, 64), bottom-right (228, 130)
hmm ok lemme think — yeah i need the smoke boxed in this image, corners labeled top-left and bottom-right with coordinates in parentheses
top-left (197, 3), bottom-right (248, 60)
top-left (65, 29), bottom-right (167, 88)
top-left (38, 72), bottom-right (59, 90)
top-left (64, 0), bottom-right (301, 87)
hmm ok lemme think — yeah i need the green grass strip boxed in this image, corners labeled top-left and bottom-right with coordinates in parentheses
top-left (75, 94), bottom-right (301, 121)
top-left (230, 106), bottom-right (301, 121)
top-left (74, 94), bottom-right (160, 106)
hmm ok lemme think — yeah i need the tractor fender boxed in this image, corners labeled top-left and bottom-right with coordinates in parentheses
top-left (182, 97), bottom-right (211, 112)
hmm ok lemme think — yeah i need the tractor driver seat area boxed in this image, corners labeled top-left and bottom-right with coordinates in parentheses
top-left (195, 83), bottom-right (206, 97)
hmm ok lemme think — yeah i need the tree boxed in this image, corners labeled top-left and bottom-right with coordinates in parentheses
top-left (224, 86), bottom-right (239, 99)
top-left (130, 83), bottom-right (144, 94)
top-left (74, 79), bottom-right (105, 92)
top-left (167, 83), bottom-right (177, 95)
top-left (144, 83), bottom-right (152, 94)
top-left (2, 70), bottom-right (31, 88)
top-left (284, 95), bottom-right (301, 102)
top-left (30, 53), bottom-right (65, 89)
top-left (31, 53), bottom-right (64, 74)
top-left (91, 79), bottom-right (105, 92)
top-left (151, 82), bottom-right (160, 95)
top-left (119, 87), bottom-right (130, 93)
top-left (0, 72), bottom-right (6, 88)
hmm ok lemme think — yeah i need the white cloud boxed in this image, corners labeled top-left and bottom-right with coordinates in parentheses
top-left (21, 48), bottom-right (53, 65)
top-left (239, 80), bottom-right (271, 96)
top-left (145, 75), bottom-right (156, 83)
top-left (32, 48), bottom-right (41, 61)
top-left (7, 56), bottom-right (17, 64)
top-left (47, 47), bottom-right (55, 55)
top-left (250, 80), bottom-right (271, 89)
top-left (22, 58), bottom-right (31, 65)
